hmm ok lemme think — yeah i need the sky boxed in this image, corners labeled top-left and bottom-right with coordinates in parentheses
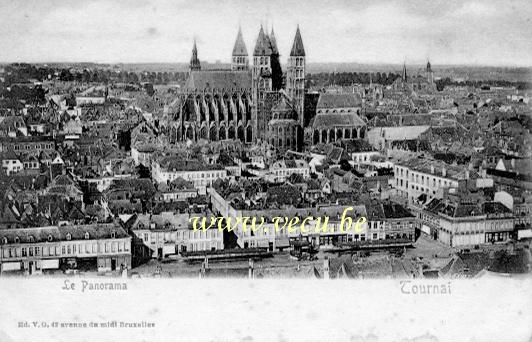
top-left (0, 0), bottom-right (531, 66)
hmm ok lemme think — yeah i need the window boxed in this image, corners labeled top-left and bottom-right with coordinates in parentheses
top-left (84, 232), bottom-right (90, 240)
top-left (111, 232), bottom-right (116, 239)
top-left (14, 236), bottom-right (20, 243)
top-left (22, 247), bottom-right (27, 257)
top-left (1, 237), bottom-right (7, 244)
top-left (48, 235), bottom-right (53, 242)
top-left (66, 233), bottom-right (72, 241)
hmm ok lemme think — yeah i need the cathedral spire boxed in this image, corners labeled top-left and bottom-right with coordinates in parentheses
top-left (232, 26), bottom-right (249, 71)
top-left (290, 25), bottom-right (305, 57)
top-left (190, 39), bottom-right (201, 71)
top-left (253, 25), bottom-right (272, 56)
top-left (402, 61), bottom-right (407, 82)
top-left (270, 27), bottom-right (279, 55)
top-left (232, 26), bottom-right (248, 56)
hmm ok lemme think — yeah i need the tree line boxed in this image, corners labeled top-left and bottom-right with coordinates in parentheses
top-left (2, 64), bottom-right (189, 85)
top-left (306, 72), bottom-right (401, 87)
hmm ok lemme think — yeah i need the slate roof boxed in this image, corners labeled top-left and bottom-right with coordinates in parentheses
top-left (425, 198), bottom-right (484, 218)
top-left (184, 70), bottom-right (252, 91)
top-left (316, 93), bottom-right (362, 109)
top-left (159, 157), bottom-right (223, 171)
top-left (0, 223), bottom-right (128, 244)
top-left (342, 139), bottom-right (375, 153)
top-left (396, 158), bottom-right (472, 181)
top-left (366, 201), bottom-right (414, 220)
top-left (482, 202), bottom-right (512, 215)
top-left (313, 112), bottom-right (366, 128)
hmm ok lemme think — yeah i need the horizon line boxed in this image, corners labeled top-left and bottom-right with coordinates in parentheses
top-left (1, 60), bottom-right (531, 69)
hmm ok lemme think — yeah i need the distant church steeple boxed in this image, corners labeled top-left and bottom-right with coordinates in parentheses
top-left (231, 26), bottom-right (249, 71)
top-left (190, 39), bottom-right (201, 71)
top-left (402, 61), bottom-right (407, 82)
top-left (426, 60), bottom-right (434, 84)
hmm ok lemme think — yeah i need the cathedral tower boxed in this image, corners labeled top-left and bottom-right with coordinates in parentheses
top-left (286, 25), bottom-right (306, 126)
top-left (231, 27), bottom-right (249, 71)
top-left (252, 26), bottom-right (273, 92)
top-left (251, 26), bottom-right (274, 142)
top-left (190, 39), bottom-right (201, 71)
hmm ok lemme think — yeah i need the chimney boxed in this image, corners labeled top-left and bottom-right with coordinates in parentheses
top-left (430, 165), bottom-right (435, 174)
top-left (511, 159), bottom-right (515, 169)
top-left (442, 166), bottom-right (447, 177)
top-left (323, 257), bottom-right (330, 280)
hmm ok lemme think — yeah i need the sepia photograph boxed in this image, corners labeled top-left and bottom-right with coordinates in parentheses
top-left (0, 0), bottom-right (531, 341)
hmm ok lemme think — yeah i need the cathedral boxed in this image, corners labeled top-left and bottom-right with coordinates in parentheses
top-left (168, 25), bottom-right (306, 152)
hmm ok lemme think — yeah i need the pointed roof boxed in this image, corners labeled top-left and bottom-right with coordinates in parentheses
top-left (290, 26), bottom-right (305, 57)
top-left (402, 62), bottom-right (407, 82)
top-left (192, 39), bottom-right (198, 56)
top-left (232, 27), bottom-right (248, 56)
top-left (253, 26), bottom-right (273, 56)
top-left (269, 28), bottom-right (279, 55)
top-left (272, 95), bottom-right (294, 113)
top-left (190, 39), bottom-right (201, 70)
top-left (426, 60), bottom-right (432, 72)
